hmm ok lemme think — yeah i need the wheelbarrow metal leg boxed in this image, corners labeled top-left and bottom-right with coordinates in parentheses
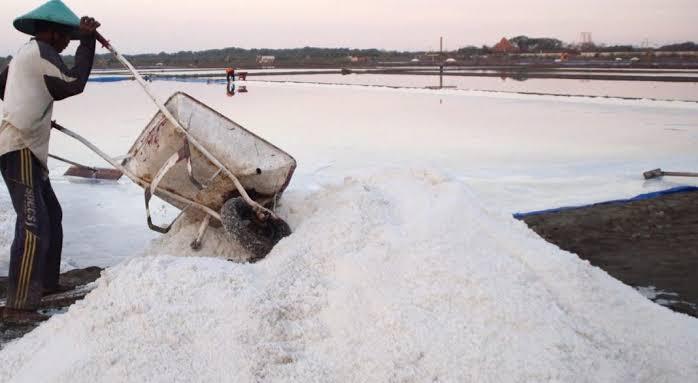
top-left (190, 214), bottom-right (212, 250)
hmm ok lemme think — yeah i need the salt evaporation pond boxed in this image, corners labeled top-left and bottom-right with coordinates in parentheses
top-left (2, 80), bottom-right (697, 273)
top-left (92, 68), bottom-right (698, 101)
top-left (252, 72), bottom-right (698, 101)
top-left (0, 80), bottom-right (697, 381)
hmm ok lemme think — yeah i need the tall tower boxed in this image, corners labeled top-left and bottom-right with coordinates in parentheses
top-left (579, 32), bottom-right (594, 50)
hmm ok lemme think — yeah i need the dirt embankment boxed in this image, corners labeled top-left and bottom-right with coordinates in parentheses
top-left (0, 267), bottom-right (102, 302)
top-left (522, 190), bottom-right (698, 317)
top-left (1, 267), bottom-right (102, 347)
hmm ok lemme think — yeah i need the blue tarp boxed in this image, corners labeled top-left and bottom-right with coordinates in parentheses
top-left (89, 76), bottom-right (132, 83)
top-left (88, 76), bottom-right (227, 84)
top-left (513, 186), bottom-right (698, 219)
top-left (154, 77), bottom-right (226, 84)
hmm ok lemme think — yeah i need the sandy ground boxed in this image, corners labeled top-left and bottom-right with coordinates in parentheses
top-left (522, 189), bottom-right (698, 317)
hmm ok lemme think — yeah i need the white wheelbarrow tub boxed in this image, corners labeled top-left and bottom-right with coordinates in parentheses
top-left (122, 92), bottom-right (296, 216)
top-left (119, 92), bottom-right (295, 255)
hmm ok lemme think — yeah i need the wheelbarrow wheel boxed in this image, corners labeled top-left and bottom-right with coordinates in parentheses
top-left (220, 197), bottom-right (292, 261)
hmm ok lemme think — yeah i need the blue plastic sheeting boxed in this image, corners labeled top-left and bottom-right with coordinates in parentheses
top-left (513, 186), bottom-right (698, 220)
top-left (89, 76), bottom-right (132, 83)
top-left (88, 76), bottom-right (227, 84)
top-left (155, 77), bottom-right (226, 84)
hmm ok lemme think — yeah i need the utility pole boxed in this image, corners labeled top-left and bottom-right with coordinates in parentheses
top-left (579, 32), bottom-right (593, 50)
top-left (439, 36), bottom-right (444, 89)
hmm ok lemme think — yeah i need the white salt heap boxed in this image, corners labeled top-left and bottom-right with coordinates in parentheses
top-left (1, 170), bottom-right (697, 382)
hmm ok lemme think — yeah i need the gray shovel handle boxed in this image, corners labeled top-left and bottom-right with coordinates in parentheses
top-left (48, 153), bottom-right (99, 172)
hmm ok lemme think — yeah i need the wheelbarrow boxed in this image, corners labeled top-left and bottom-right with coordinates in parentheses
top-left (53, 93), bottom-right (295, 258)
top-left (122, 91), bottom-right (295, 233)
top-left (51, 33), bottom-right (296, 260)
top-left (127, 91), bottom-right (295, 257)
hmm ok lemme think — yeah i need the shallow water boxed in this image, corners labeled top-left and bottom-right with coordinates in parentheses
top-left (253, 73), bottom-right (698, 101)
top-left (92, 67), bottom-right (698, 101)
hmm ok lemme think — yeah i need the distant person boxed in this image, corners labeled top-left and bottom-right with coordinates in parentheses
top-left (226, 67), bottom-right (236, 82)
top-left (226, 67), bottom-right (236, 96)
top-left (0, 0), bottom-right (100, 322)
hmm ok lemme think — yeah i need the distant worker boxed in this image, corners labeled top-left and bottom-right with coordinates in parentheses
top-left (226, 67), bottom-right (236, 96)
top-left (226, 67), bottom-right (236, 82)
top-left (0, 0), bottom-right (100, 322)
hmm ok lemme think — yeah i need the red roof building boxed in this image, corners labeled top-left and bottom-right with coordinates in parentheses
top-left (492, 38), bottom-right (518, 54)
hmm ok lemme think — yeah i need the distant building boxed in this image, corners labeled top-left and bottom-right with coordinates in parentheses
top-left (423, 52), bottom-right (441, 64)
top-left (492, 38), bottom-right (518, 54)
top-left (256, 55), bottom-right (276, 65)
top-left (347, 56), bottom-right (370, 64)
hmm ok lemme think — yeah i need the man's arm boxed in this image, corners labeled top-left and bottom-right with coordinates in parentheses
top-left (0, 66), bottom-right (8, 101)
top-left (40, 16), bottom-right (100, 101)
top-left (39, 36), bottom-right (96, 101)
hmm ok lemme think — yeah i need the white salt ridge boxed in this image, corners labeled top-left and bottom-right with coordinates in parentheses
top-left (247, 80), bottom-right (698, 110)
top-left (1, 170), bottom-right (696, 383)
top-left (0, 194), bottom-right (14, 273)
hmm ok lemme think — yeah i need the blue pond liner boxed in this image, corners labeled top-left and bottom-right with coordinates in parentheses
top-left (513, 186), bottom-right (698, 220)
top-left (89, 76), bottom-right (227, 84)
top-left (89, 76), bottom-right (131, 83)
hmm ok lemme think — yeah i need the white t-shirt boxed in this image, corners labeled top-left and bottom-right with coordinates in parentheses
top-left (0, 37), bottom-right (95, 170)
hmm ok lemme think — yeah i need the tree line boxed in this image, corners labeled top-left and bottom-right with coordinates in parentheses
top-left (1, 39), bottom-right (696, 70)
top-left (90, 47), bottom-right (415, 68)
top-left (458, 36), bottom-right (698, 55)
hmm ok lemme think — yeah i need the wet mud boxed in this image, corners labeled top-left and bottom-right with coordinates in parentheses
top-left (1, 267), bottom-right (102, 348)
top-left (522, 190), bottom-right (698, 317)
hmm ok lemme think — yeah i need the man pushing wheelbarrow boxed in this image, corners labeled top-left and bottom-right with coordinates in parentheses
top-left (1, 1), bottom-right (295, 324)
top-left (0, 0), bottom-right (100, 323)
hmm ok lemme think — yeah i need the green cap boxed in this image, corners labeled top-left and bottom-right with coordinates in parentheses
top-left (14, 1), bottom-right (81, 40)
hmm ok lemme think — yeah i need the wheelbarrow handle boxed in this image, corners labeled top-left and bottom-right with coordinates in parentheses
top-left (95, 32), bottom-right (111, 50)
top-left (51, 121), bottom-right (221, 222)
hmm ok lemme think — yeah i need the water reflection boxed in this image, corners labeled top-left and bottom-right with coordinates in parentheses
top-left (226, 81), bottom-right (248, 97)
top-left (225, 67), bottom-right (250, 96)
top-left (253, 73), bottom-right (698, 102)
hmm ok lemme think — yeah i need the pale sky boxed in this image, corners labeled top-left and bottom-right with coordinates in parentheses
top-left (1, 0), bottom-right (696, 56)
